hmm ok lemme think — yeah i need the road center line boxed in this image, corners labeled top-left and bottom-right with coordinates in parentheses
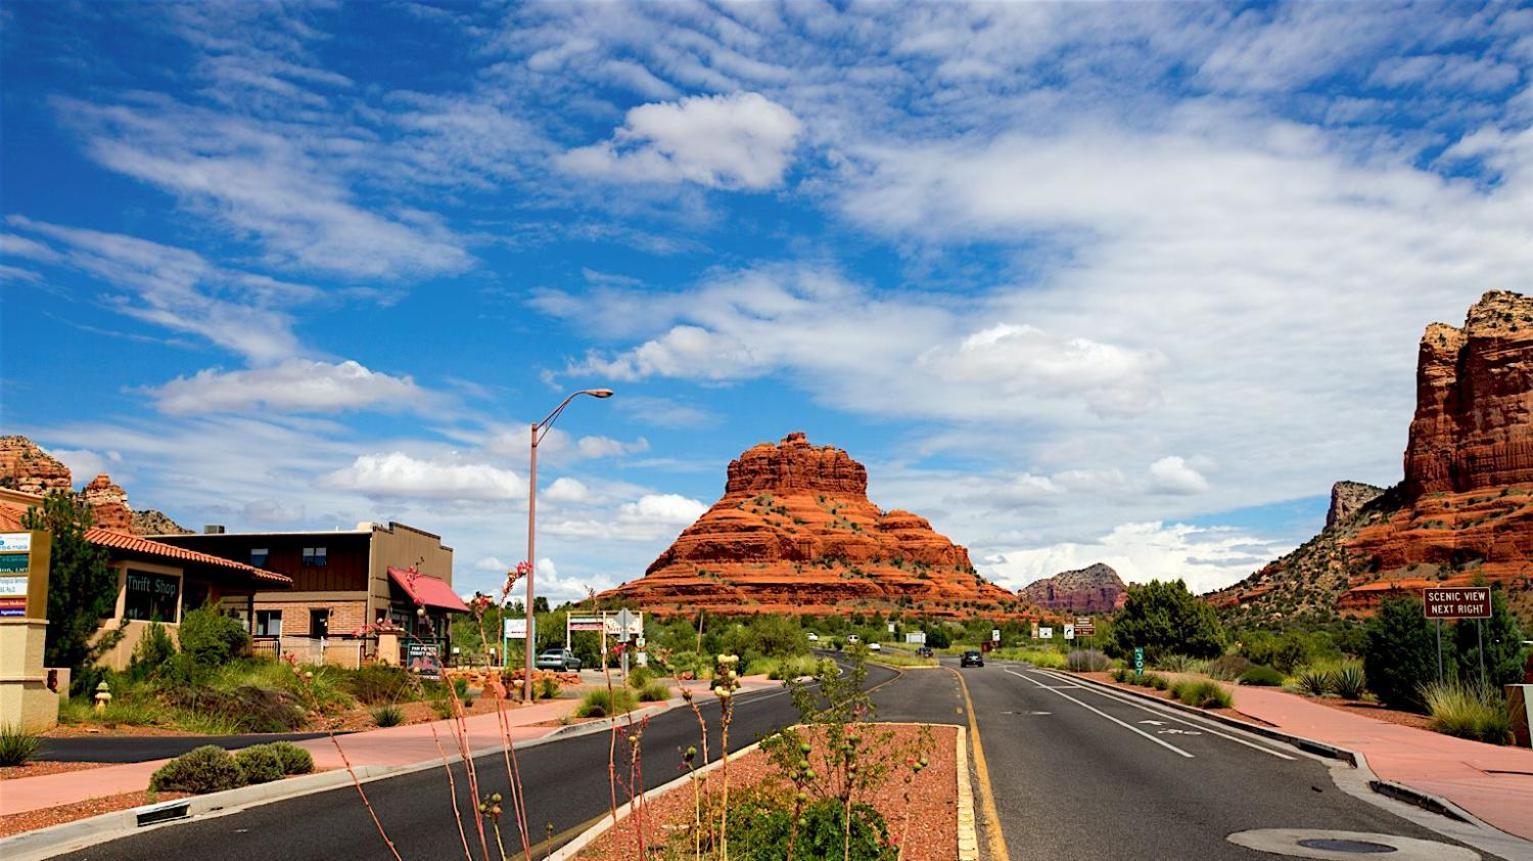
top-left (1005, 669), bottom-right (1194, 759)
top-left (1034, 670), bottom-right (1295, 761)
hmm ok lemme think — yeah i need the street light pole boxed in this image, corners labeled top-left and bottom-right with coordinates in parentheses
top-left (523, 388), bottom-right (613, 702)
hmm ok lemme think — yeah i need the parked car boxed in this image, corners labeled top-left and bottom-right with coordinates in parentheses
top-left (535, 648), bottom-right (581, 671)
top-left (869, 642), bottom-right (882, 652)
top-left (806, 632), bottom-right (820, 642)
top-left (960, 650), bottom-right (984, 668)
top-left (915, 646), bottom-right (934, 657)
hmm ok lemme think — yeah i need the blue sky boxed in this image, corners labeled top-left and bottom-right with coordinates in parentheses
top-left (3, 1), bottom-right (1531, 602)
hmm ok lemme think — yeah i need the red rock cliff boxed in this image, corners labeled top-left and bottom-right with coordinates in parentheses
top-left (1017, 563), bottom-right (1126, 614)
top-left (598, 432), bottom-right (1023, 618)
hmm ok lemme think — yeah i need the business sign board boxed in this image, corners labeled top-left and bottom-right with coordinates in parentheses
top-left (503, 618), bottom-right (530, 639)
top-left (1423, 587), bottom-right (1492, 620)
top-left (567, 616), bottom-right (605, 631)
top-left (1063, 624), bottom-right (1075, 640)
top-left (905, 632), bottom-right (927, 645)
top-left (1039, 626), bottom-right (1054, 639)
top-left (0, 531), bottom-right (48, 618)
top-left (1076, 620), bottom-right (1096, 637)
top-left (0, 533), bottom-right (31, 553)
top-left (405, 641), bottom-right (443, 679)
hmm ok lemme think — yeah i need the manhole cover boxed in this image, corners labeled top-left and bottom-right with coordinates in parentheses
top-left (1226, 829), bottom-right (1477, 861)
top-left (1295, 838), bottom-right (1396, 854)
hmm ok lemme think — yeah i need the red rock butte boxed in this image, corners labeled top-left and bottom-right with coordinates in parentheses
top-left (598, 432), bottom-right (1024, 618)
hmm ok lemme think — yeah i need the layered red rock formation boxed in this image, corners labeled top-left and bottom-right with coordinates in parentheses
top-left (83, 474), bottom-right (133, 533)
top-left (0, 435), bottom-right (188, 536)
top-left (0, 435), bottom-right (72, 495)
top-left (598, 432), bottom-right (1024, 617)
top-left (1017, 563), bottom-right (1126, 614)
top-left (1212, 292), bottom-right (1533, 622)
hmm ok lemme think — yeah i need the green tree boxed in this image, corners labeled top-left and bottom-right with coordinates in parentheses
top-left (21, 492), bottom-right (120, 692)
top-left (178, 605), bottom-right (250, 668)
top-left (1453, 589), bottom-right (1525, 688)
top-left (1363, 596), bottom-right (1439, 711)
top-left (1111, 580), bottom-right (1224, 661)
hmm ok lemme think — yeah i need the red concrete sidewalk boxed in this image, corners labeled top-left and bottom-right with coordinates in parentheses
top-left (1229, 685), bottom-right (1533, 841)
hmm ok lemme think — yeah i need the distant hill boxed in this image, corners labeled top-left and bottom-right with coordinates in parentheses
top-left (1017, 563), bottom-right (1126, 614)
top-left (0, 434), bottom-right (189, 536)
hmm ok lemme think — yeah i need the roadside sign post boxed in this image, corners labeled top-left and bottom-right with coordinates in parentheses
top-left (991, 628), bottom-right (1000, 644)
top-left (1039, 627), bottom-right (1053, 640)
top-left (1424, 587), bottom-right (1493, 687)
top-left (1134, 646), bottom-right (1145, 677)
top-left (1063, 624), bottom-right (1075, 641)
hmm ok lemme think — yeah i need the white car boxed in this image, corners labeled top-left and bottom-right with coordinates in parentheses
top-left (868, 642), bottom-right (882, 652)
top-left (806, 632), bottom-right (820, 642)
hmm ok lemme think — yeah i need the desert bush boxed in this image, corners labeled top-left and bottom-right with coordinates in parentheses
top-left (626, 666), bottom-right (654, 689)
top-left (0, 724), bottom-right (39, 766)
top-left (1067, 649), bottom-right (1111, 672)
top-left (429, 698), bottom-right (454, 720)
top-left (1112, 579), bottom-right (1225, 661)
top-left (1110, 667), bottom-right (1131, 683)
top-left (1363, 597), bottom-right (1438, 711)
top-left (128, 622), bottom-right (178, 681)
top-left (1293, 666), bottom-right (1332, 697)
top-left (1237, 665), bottom-right (1284, 686)
top-left (178, 607), bottom-right (250, 668)
top-left (537, 676), bottom-right (561, 700)
top-left (725, 794), bottom-right (896, 861)
top-left (1205, 654), bottom-right (1252, 681)
top-left (1172, 679), bottom-right (1232, 709)
top-left (150, 745), bottom-right (245, 794)
top-left (1452, 590), bottom-right (1526, 688)
top-left (162, 684), bottom-right (305, 733)
top-left (1330, 662), bottom-right (1367, 700)
top-left (636, 681), bottom-right (672, 702)
top-left (1422, 681), bottom-right (1512, 745)
top-left (348, 664), bottom-right (413, 705)
top-left (371, 704), bottom-right (404, 727)
top-left (263, 741), bottom-right (314, 775)
top-left (1155, 654), bottom-right (1206, 674)
top-left (576, 687), bottom-right (637, 718)
top-left (234, 745), bottom-right (285, 784)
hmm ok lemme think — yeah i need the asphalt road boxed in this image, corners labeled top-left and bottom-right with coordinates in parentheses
top-left (38, 733), bottom-right (336, 764)
top-left (953, 658), bottom-right (1493, 861)
top-left (57, 662), bottom-right (899, 861)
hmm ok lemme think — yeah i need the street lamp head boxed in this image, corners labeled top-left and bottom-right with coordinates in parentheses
top-left (585, 388), bottom-right (614, 398)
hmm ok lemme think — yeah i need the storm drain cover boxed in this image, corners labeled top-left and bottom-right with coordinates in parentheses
top-left (1226, 829), bottom-right (1478, 861)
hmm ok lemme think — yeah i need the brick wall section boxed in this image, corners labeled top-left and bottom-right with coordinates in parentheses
top-left (254, 600), bottom-right (367, 637)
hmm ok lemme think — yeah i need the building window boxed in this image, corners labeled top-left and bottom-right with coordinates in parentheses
top-left (255, 610), bottom-right (282, 637)
top-left (310, 608), bottom-right (330, 638)
top-left (124, 570), bottom-right (181, 622)
top-left (302, 546), bottom-right (327, 567)
top-left (250, 547), bottom-right (269, 568)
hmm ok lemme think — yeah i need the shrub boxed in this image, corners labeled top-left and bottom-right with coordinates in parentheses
top-left (162, 684), bottom-right (305, 733)
top-left (429, 698), bottom-right (454, 720)
top-left (128, 622), bottom-right (178, 681)
top-left (626, 666), bottom-right (654, 689)
top-left (371, 704), bottom-right (404, 727)
top-left (1066, 649), bottom-right (1111, 672)
top-left (1146, 673), bottom-right (1170, 691)
top-left (150, 745), bottom-right (245, 794)
top-left (1422, 681), bottom-right (1512, 745)
top-left (537, 676), bottom-right (561, 700)
top-left (264, 741), bottom-right (314, 775)
top-left (234, 745), bottom-right (285, 784)
top-left (348, 664), bottom-right (413, 705)
top-left (576, 687), bottom-right (637, 718)
top-left (0, 724), bottom-right (39, 766)
top-left (1112, 579), bottom-right (1225, 662)
top-left (1452, 590), bottom-right (1525, 688)
top-left (1155, 654), bottom-right (1206, 674)
top-left (1293, 666), bottom-right (1331, 697)
top-left (1363, 596), bottom-right (1438, 711)
top-left (1237, 665), bottom-right (1284, 686)
top-left (1206, 654), bottom-right (1252, 681)
top-left (178, 607), bottom-right (251, 668)
top-left (452, 677), bottom-right (470, 700)
top-left (725, 795), bottom-right (895, 861)
top-left (1330, 662), bottom-right (1367, 700)
top-left (1110, 667), bottom-right (1131, 683)
top-left (922, 627), bottom-right (952, 650)
top-left (1172, 679), bottom-right (1232, 708)
top-left (636, 681), bottom-right (672, 702)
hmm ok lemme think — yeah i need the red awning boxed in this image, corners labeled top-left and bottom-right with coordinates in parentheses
top-left (387, 566), bottom-right (470, 613)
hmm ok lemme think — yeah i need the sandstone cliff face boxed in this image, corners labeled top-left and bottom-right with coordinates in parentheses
top-left (0, 435), bottom-right (72, 495)
top-left (1212, 291), bottom-right (1533, 622)
top-left (133, 509), bottom-right (192, 536)
top-left (83, 474), bottom-right (134, 533)
top-left (1327, 481), bottom-right (1384, 529)
top-left (1017, 563), bottom-right (1126, 614)
top-left (599, 432), bottom-right (1023, 617)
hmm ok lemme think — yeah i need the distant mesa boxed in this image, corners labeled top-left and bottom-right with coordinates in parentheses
top-left (1017, 563), bottom-right (1126, 615)
top-left (597, 431), bottom-right (1025, 618)
top-left (1211, 290), bottom-right (1533, 622)
top-left (0, 434), bottom-right (189, 536)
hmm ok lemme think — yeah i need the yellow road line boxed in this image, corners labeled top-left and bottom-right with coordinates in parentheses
top-left (951, 667), bottom-right (1011, 861)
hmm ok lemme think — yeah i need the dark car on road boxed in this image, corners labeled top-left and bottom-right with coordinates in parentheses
top-left (915, 646), bottom-right (934, 657)
top-left (960, 649), bottom-right (984, 667)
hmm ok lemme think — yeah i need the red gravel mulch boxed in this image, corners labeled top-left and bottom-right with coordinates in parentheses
top-left (0, 761), bottom-right (114, 781)
top-left (574, 723), bottom-right (958, 861)
top-left (0, 790), bottom-right (191, 838)
top-left (1300, 696), bottom-right (1433, 731)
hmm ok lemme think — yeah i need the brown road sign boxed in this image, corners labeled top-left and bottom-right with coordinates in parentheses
top-left (1422, 586), bottom-right (1492, 620)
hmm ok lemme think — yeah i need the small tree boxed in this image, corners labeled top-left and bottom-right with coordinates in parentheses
top-left (1453, 589), bottom-right (1525, 688)
top-left (21, 492), bottom-right (120, 693)
top-left (1362, 596), bottom-right (1438, 711)
top-left (178, 605), bottom-right (250, 668)
top-left (1111, 579), bottom-right (1224, 661)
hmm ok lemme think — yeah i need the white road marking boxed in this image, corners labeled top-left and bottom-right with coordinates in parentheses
top-left (1138, 719), bottom-right (1167, 726)
top-left (1035, 670), bottom-right (1296, 761)
top-left (1006, 669), bottom-right (1194, 758)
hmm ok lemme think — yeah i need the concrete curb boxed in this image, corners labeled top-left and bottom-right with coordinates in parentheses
top-left (955, 724), bottom-right (978, 861)
top-left (1054, 670), bottom-right (1492, 828)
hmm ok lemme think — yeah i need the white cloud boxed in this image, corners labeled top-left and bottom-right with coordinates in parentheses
top-left (545, 477), bottom-right (592, 502)
top-left (320, 452), bottom-right (526, 501)
top-left (150, 359), bottom-right (436, 415)
top-left (1147, 456), bottom-right (1211, 495)
top-left (988, 521), bottom-right (1286, 595)
top-left (544, 492), bottom-right (707, 542)
top-left (576, 435), bottom-right (650, 459)
top-left (558, 92), bottom-right (802, 189)
top-left (46, 447), bottom-right (120, 485)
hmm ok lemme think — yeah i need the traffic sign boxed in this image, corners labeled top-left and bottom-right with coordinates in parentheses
top-left (991, 628), bottom-right (1001, 642)
top-left (1063, 624), bottom-right (1075, 640)
top-left (1133, 646), bottom-right (1145, 676)
top-left (1076, 622), bottom-right (1095, 637)
top-left (1423, 587), bottom-right (1491, 619)
top-left (1039, 626), bottom-right (1054, 639)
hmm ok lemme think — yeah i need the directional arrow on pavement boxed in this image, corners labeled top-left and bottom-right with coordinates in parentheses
top-left (1138, 719), bottom-right (1167, 725)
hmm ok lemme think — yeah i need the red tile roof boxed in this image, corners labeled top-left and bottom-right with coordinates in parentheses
top-left (388, 566), bottom-right (469, 613)
top-left (86, 528), bottom-right (293, 586)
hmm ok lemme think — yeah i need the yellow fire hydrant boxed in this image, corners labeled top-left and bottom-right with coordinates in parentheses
top-left (94, 680), bottom-right (112, 713)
